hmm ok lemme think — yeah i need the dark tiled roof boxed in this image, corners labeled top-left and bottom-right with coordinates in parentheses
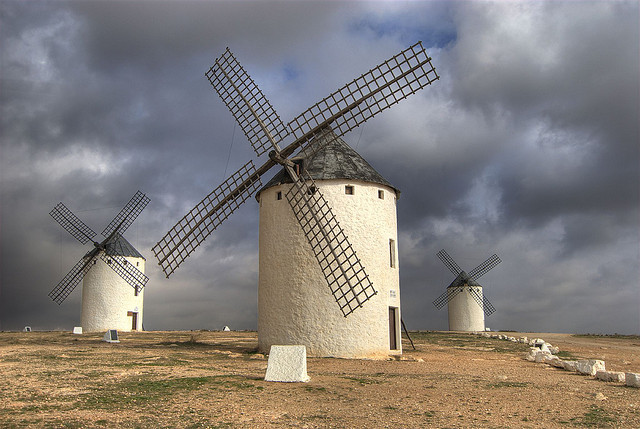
top-left (257, 129), bottom-right (399, 197)
top-left (84, 233), bottom-right (144, 259)
top-left (447, 271), bottom-right (480, 288)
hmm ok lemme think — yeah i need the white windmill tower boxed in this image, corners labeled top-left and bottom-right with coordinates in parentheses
top-left (153, 43), bottom-right (439, 358)
top-left (432, 249), bottom-right (501, 332)
top-left (49, 191), bottom-right (150, 332)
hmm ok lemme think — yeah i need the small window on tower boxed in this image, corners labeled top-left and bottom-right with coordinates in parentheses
top-left (345, 185), bottom-right (354, 195)
top-left (378, 190), bottom-right (384, 199)
top-left (277, 191), bottom-right (282, 200)
top-left (136, 261), bottom-right (139, 267)
top-left (389, 239), bottom-right (396, 268)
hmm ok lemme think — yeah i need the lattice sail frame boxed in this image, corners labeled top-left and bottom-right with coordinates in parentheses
top-left (102, 191), bottom-right (150, 238)
top-left (49, 251), bottom-right (98, 304)
top-left (285, 171), bottom-right (377, 317)
top-left (468, 254), bottom-right (501, 280)
top-left (50, 202), bottom-right (97, 245)
top-left (289, 41), bottom-right (438, 145)
top-left (152, 161), bottom-right (262, 277)
top-left (100, 253), bottom-right (148, 294)
top-left (206, 48), bottom-right (288, 156)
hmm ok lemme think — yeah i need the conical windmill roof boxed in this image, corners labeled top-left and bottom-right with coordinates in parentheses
top-left (447, 271), bottom-right (480, 288)
top-left (257, 129), bottom-right (400, 197)
top-left (84, 233), bottom-right (145, 260)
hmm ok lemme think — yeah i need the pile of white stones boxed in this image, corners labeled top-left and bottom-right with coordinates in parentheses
top-left (478, 332), bottom-right (639, 388)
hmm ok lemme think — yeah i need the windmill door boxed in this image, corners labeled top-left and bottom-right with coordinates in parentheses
top-left (128, 311), bottom-right (138, 331)
top-left (389, 307), bottom-right (399, 350)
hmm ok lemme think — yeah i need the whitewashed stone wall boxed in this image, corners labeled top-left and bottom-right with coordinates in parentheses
top-left (258, 179), bottom-right (401, 358)
top-left (81, 253), bottom-right (145, 332)
top-left (448, 286), bottom-right (485, 331)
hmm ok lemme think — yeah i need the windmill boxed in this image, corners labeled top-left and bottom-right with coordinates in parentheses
top-left (433, 249), bottom-right (501, 332)
top-left (49, 191), bottom-right (150, 332)
top-left (153, 42), bottom-right (439, 357)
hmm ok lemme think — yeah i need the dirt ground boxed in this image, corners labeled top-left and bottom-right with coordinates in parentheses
top-left (1, 330), bottom-right (639, 428)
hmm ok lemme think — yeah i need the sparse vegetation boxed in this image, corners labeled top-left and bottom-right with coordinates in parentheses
top-left (0, 330), bottom-right (638, 428)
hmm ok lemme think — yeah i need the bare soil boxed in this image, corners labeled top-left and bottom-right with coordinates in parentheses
top-left (1, 330), bottom-right (639, 428)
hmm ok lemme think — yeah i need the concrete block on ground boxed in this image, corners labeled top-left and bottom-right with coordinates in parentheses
top-left (625, 372), bottom-right (640, 388)
top-left (595, 370), bottom-right (625, 383)
top-left (576, 359), bottom-right (605, 376)
top-left (73, 327), bottom-right (83, 334)
top-left (264, 345), bottom-right (310, 383)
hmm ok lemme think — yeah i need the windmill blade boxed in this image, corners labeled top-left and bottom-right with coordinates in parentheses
top-left (482, 295), bottom-right (496, 316)
top-left (206, 48), bottom-right (289, 156)
top-left (468, 287), bottom-right (484, 310)
top-left (49, 202), bottom-right (97, 245)
top-left (288, 41), bottom-right (439, 153)
top-left (100, 253), bottom-right (148, 293)
top-left (436, 249), bottom-right (463, 276)
top-left (49, 251), bottom-right (98, 304)
top-left (285, 170), bottom-right (377, 317)
top-left (102, 191), bottom-right (150, 238)
top-left (432, 287), bottom-right (464, 309)
top-left (153, 160), bottom-right (262, 278)
top-left (468, 254), bottom-right (501, 280)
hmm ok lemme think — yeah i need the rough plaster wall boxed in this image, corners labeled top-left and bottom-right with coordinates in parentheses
top-left (81, 254), bottom-right (145, 332)
top-left (448, 286), bottom-right (485, 332)
top-left (258, 179), bottom-right (401, 358)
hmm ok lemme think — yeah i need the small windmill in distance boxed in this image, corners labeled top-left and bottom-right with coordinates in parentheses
top-left (433, 249), bottom-right (501, 332)
top-left (153, 42), bottom-right (439, 357)
top-left (49, 191), bottom-right (150, 332)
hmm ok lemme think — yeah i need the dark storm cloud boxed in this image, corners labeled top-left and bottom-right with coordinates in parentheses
top-left (1, 0), bottom-right (638, 334)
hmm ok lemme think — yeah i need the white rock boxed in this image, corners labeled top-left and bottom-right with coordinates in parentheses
top-left (525, 348), bottom-right (538, 362)
top-left (264, 345), bottom-right (310, 383)
top-left (535, 351), bottom-right (552, 363)
top-left (562, 361), bottom-right (578, 371)
top-left (548, 345), bottom-right (560, 355)
top-left (73, 326), bottom-right (83, 334)
top-left (625, 372), bottom-right (640, 388)
top-left (595, 370), bottom-right (625, 383)
top-left (575, 359), bottom-right (605, 376)
top-left (544, 355), bottom-right (564, 368)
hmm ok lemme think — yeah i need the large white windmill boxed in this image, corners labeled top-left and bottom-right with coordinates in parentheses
top-left (153, 43), bottom-right (439, 358)
top-left (49, 191), bottom-right (150, 332)
top-left (433, 249), bottom-right (501, 332)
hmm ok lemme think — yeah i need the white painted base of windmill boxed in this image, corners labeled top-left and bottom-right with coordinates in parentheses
top-left (258, 180), bottom-right (402, 359)
top-left (81, 253), bottom-right (145, 333)
top-left (447, 286), bottom-right (485, 332)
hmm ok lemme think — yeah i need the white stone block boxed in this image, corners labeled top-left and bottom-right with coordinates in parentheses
top-left (73, 327), bottom-right (83, 334)
top-left (535, 351), bottom-right (552, 363)
top-left (562, 361), bottom-right (578, 371)
top-left (103, 329), bottom-right (120, 343)
top-left (595, 370), bottom-right (625, 383)
top-left (264, 345), bottom-right (310, 382)
top-left (544, 355), bottom-right (563, 368)
top-left (625, 372), bottom-right (640, 388)
top-left (576, 359), bottom-right (605, 376)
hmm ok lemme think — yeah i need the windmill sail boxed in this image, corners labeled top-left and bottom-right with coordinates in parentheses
top-left (49, 203), bottom-right (97, 245)
top-left (285, 170), bottom-right (377, 317)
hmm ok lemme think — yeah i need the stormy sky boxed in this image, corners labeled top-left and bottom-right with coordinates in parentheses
top-left (1, 0), bottom-right (638, 334)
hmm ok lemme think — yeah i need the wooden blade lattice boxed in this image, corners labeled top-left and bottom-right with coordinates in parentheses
top-left (100, 253), bottom-right (148, 293)
top-left (432, 287), bottom-right (464, 309)
top-left (102, 191), bottom-right (150, 238)
top-left (285, 171), bottom-right (377, 317)
top-left (206, 48), bottom-right (289, 156)
top-left (468, 254), bottom-right (501, 280)
top-left (153, 161), bottom-right (262, 278)
top-left (468, 288), bottom-right (496, 316)
top-left (49, 251), bottom-right (98, 305)
top-left (289, 41), bottom-right (439, 154)
top-left (436, 249), bottom-right (463, 276)
top-left (49, 202), bottom-right (97, 245)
